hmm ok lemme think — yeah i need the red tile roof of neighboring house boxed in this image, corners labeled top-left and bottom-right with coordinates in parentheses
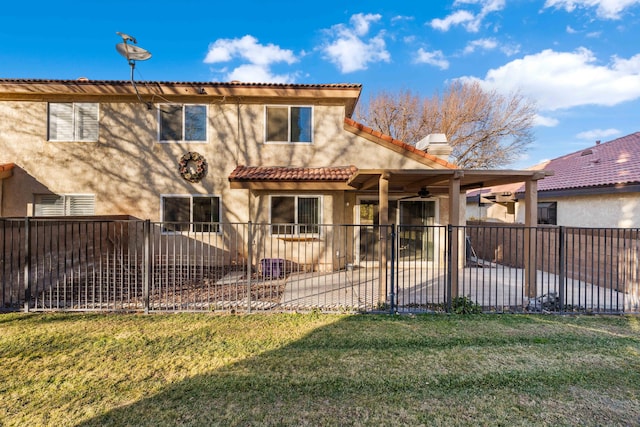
top-left (536, 132), bottom-right (640, 192)
top-left (468, 132), bottom-right (640, 197)
top-left (229, 165), bottom-right (358, 182)
top-left (343, 118), bottom-right (457, 169)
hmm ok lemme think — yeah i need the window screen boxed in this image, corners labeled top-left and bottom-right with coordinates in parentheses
top-left (162, 196), bottom-right (220, 232)
top-left (270, 196), bottom-right (320, 234)
top-left (266, 106), bottom-right (312, 143)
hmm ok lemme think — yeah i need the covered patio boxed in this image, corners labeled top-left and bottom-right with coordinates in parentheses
top-left (346, 168), bottom-right (552, 299)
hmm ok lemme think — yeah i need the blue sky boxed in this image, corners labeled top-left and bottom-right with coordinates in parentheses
top-left (2, 0), bottom-right (639, 168)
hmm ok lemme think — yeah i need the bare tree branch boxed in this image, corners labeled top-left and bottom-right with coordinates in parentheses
top-left (356, 81), bottom-right (537, 169)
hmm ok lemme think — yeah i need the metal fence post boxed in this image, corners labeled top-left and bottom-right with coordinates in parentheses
top-left (143, 220), bottom-right (150, 314)
top-left (558, 226), bottom-right (565, 314)
top-left (389, 224), bottom-right (396, 314)
top-left (23, 217), bottom-right (31, 313)
top-left (446, 224), bottom-right (452, 313)
top-left (246, 221), bottom-right (253, 314)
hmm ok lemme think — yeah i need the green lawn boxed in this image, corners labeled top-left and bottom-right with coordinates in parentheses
top-left (1, 312), bottom-right (639, 426)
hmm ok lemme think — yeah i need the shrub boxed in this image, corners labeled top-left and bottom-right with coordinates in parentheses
top-left (451, 296), bottom-right (482, 314)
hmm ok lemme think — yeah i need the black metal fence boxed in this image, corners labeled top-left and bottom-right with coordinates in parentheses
top-left (1, 218), bottom-right (639, 314)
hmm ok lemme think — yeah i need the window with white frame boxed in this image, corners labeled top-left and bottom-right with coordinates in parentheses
top-left (34, 194), bottom-right (95, 216)
top-left (161, 195), bottom-right (220, 232)
top-left (48, 103), bottom-right (99, 142)
top-left (265, 106), bottom-right (312, 143)
top-left (270, 195), bottom-right (320, 235)
top-left (159, 104), bottom-right (207, 142)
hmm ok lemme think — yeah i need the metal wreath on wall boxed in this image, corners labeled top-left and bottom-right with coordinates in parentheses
top-left (178, 152), bottom-right (208, 183)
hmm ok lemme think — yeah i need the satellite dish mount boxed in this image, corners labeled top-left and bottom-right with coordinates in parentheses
top-left (116, 32), bottom-right (152, 109)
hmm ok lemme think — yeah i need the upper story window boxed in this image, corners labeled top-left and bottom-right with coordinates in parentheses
top-left (265, 106), bottom-right (312, 144)
top-left (48, 103), bottom-right (99, 142)
top-left (270, 195), bottom-right (320, 235)
top-left (34, 194), bottom-right (95, 216)
top-left (159, 104), bottom-right (207, 142)
top-left (161, 195), bottom-right (220, 233)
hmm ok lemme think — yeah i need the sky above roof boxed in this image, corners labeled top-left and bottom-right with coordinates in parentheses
top-left (1, 0), bottom-right (639, 169)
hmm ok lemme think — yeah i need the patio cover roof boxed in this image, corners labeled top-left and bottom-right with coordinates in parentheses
top-left (347, 168), bottom-right (550, 195)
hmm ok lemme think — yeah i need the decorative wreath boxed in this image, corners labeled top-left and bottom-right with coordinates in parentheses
top-left (178, 151), bottom-right (208, 183)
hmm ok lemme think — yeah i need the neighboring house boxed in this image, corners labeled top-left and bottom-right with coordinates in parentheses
top-left (467, 132), bottom-right (640, 228)
top-left (0, 79), bottom-right (544, 270)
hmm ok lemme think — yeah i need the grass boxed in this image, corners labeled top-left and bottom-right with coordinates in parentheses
top-left (1, 313), bottom-right (639, 426)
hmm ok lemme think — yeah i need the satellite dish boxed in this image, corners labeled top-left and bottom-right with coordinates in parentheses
top-left (115, 32), bottom-right (153, 109)
top-left (116, 43), bottom-right (152, 62)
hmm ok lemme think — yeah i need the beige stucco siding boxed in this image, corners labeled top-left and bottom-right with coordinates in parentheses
top-left (1, 99), bottom-right (438, 220)
top-left (513, 193), bottom-right (640, 227)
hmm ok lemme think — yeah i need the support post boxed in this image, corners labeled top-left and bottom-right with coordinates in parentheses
top-left (389, 223), bottom-right (396, 314)
top-left (524, 178), bottom-right (538, 298)
top-left (448, 172), bottom-right (462, 301)
top-left (378, 174), bottom-right (389, 307)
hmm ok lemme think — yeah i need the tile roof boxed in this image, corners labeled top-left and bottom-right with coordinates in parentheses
top-left (343, 118), bottom-right (457, 169)
top-left (537, 132), bottom-right (640, 192)
top-left (229, 165), bottom-right (358, 182)
top-left (0, 163), bottom-right (15, 179)
top-left (468, 132), bottom-right (640, 197)
top-left (0, 78), bottom-right (362, 90)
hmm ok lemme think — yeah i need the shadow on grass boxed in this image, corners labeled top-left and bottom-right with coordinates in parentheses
top-left (76, 315), bottom-right (640, 426)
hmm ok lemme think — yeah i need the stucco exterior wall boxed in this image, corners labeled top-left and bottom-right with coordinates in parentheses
top-left (0, 99), bottom-right (438, 222)
top-left (513, 193), bottom-right (640, 228)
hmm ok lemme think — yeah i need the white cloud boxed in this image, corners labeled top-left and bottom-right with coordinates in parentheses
top-left (458, 48), bottom-right (640, 111)
top-left (414, 49), bottom-right (450, 70)
top-left (431, 0), bottom-right (506, 32)
top-left (576, 128), bottom-right (620, 139)
top-left (566, 25), bottom-right (578, 33)
top-left (350, 13), bottom-right (381, 36)
top-left (544, 0), bottom-right (640, 19)
top-left (431, 11), bottom-right (475, 31)
top-left (534, 114), bottom-right (560, 127)
top-left (391, 15), bottom-right (414, 23)
top-left (225, 64), bottom-right (297, 84)
top-left (322, 13), bottom-right (390, 73)
top-left (463, 38), bottom-right (498, 54)
top-left (204, 35), bottom-right (296, 66)
top-left (203, 35), bottom-right (297, 83)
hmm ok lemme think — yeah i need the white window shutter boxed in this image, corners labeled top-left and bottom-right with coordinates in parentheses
top-left (48, 103), bottom-right (74, 141)
top-left (67, 195), bottom-right (95, 216)
top-left (34, 195), bottom-right (65, 216)
top-left (75, 103), bottom-right (99, 141)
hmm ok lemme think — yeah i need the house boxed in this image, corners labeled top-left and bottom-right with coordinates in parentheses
top-left (466, 132), bottom-right (640, 228)
top-left (0, 78), bottom-right (546, 283)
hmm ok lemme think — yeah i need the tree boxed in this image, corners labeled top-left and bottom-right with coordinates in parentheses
top-left (355, 81), bottom-right (537, 169)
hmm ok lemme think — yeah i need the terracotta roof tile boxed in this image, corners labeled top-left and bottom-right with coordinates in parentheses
top-left (343, 118), bottom-right (457, 169)
top-left (470, 132), bottom-right (640, 196)
top-left (0, 78), bottom-right (362, 90)
top-left (229, 165), bottom-right (358, 182)
top-left (536, 132), bottom-right (640, 192)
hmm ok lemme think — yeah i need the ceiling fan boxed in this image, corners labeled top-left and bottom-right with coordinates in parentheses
top-left (398, 187), bottom-right (432, 200)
